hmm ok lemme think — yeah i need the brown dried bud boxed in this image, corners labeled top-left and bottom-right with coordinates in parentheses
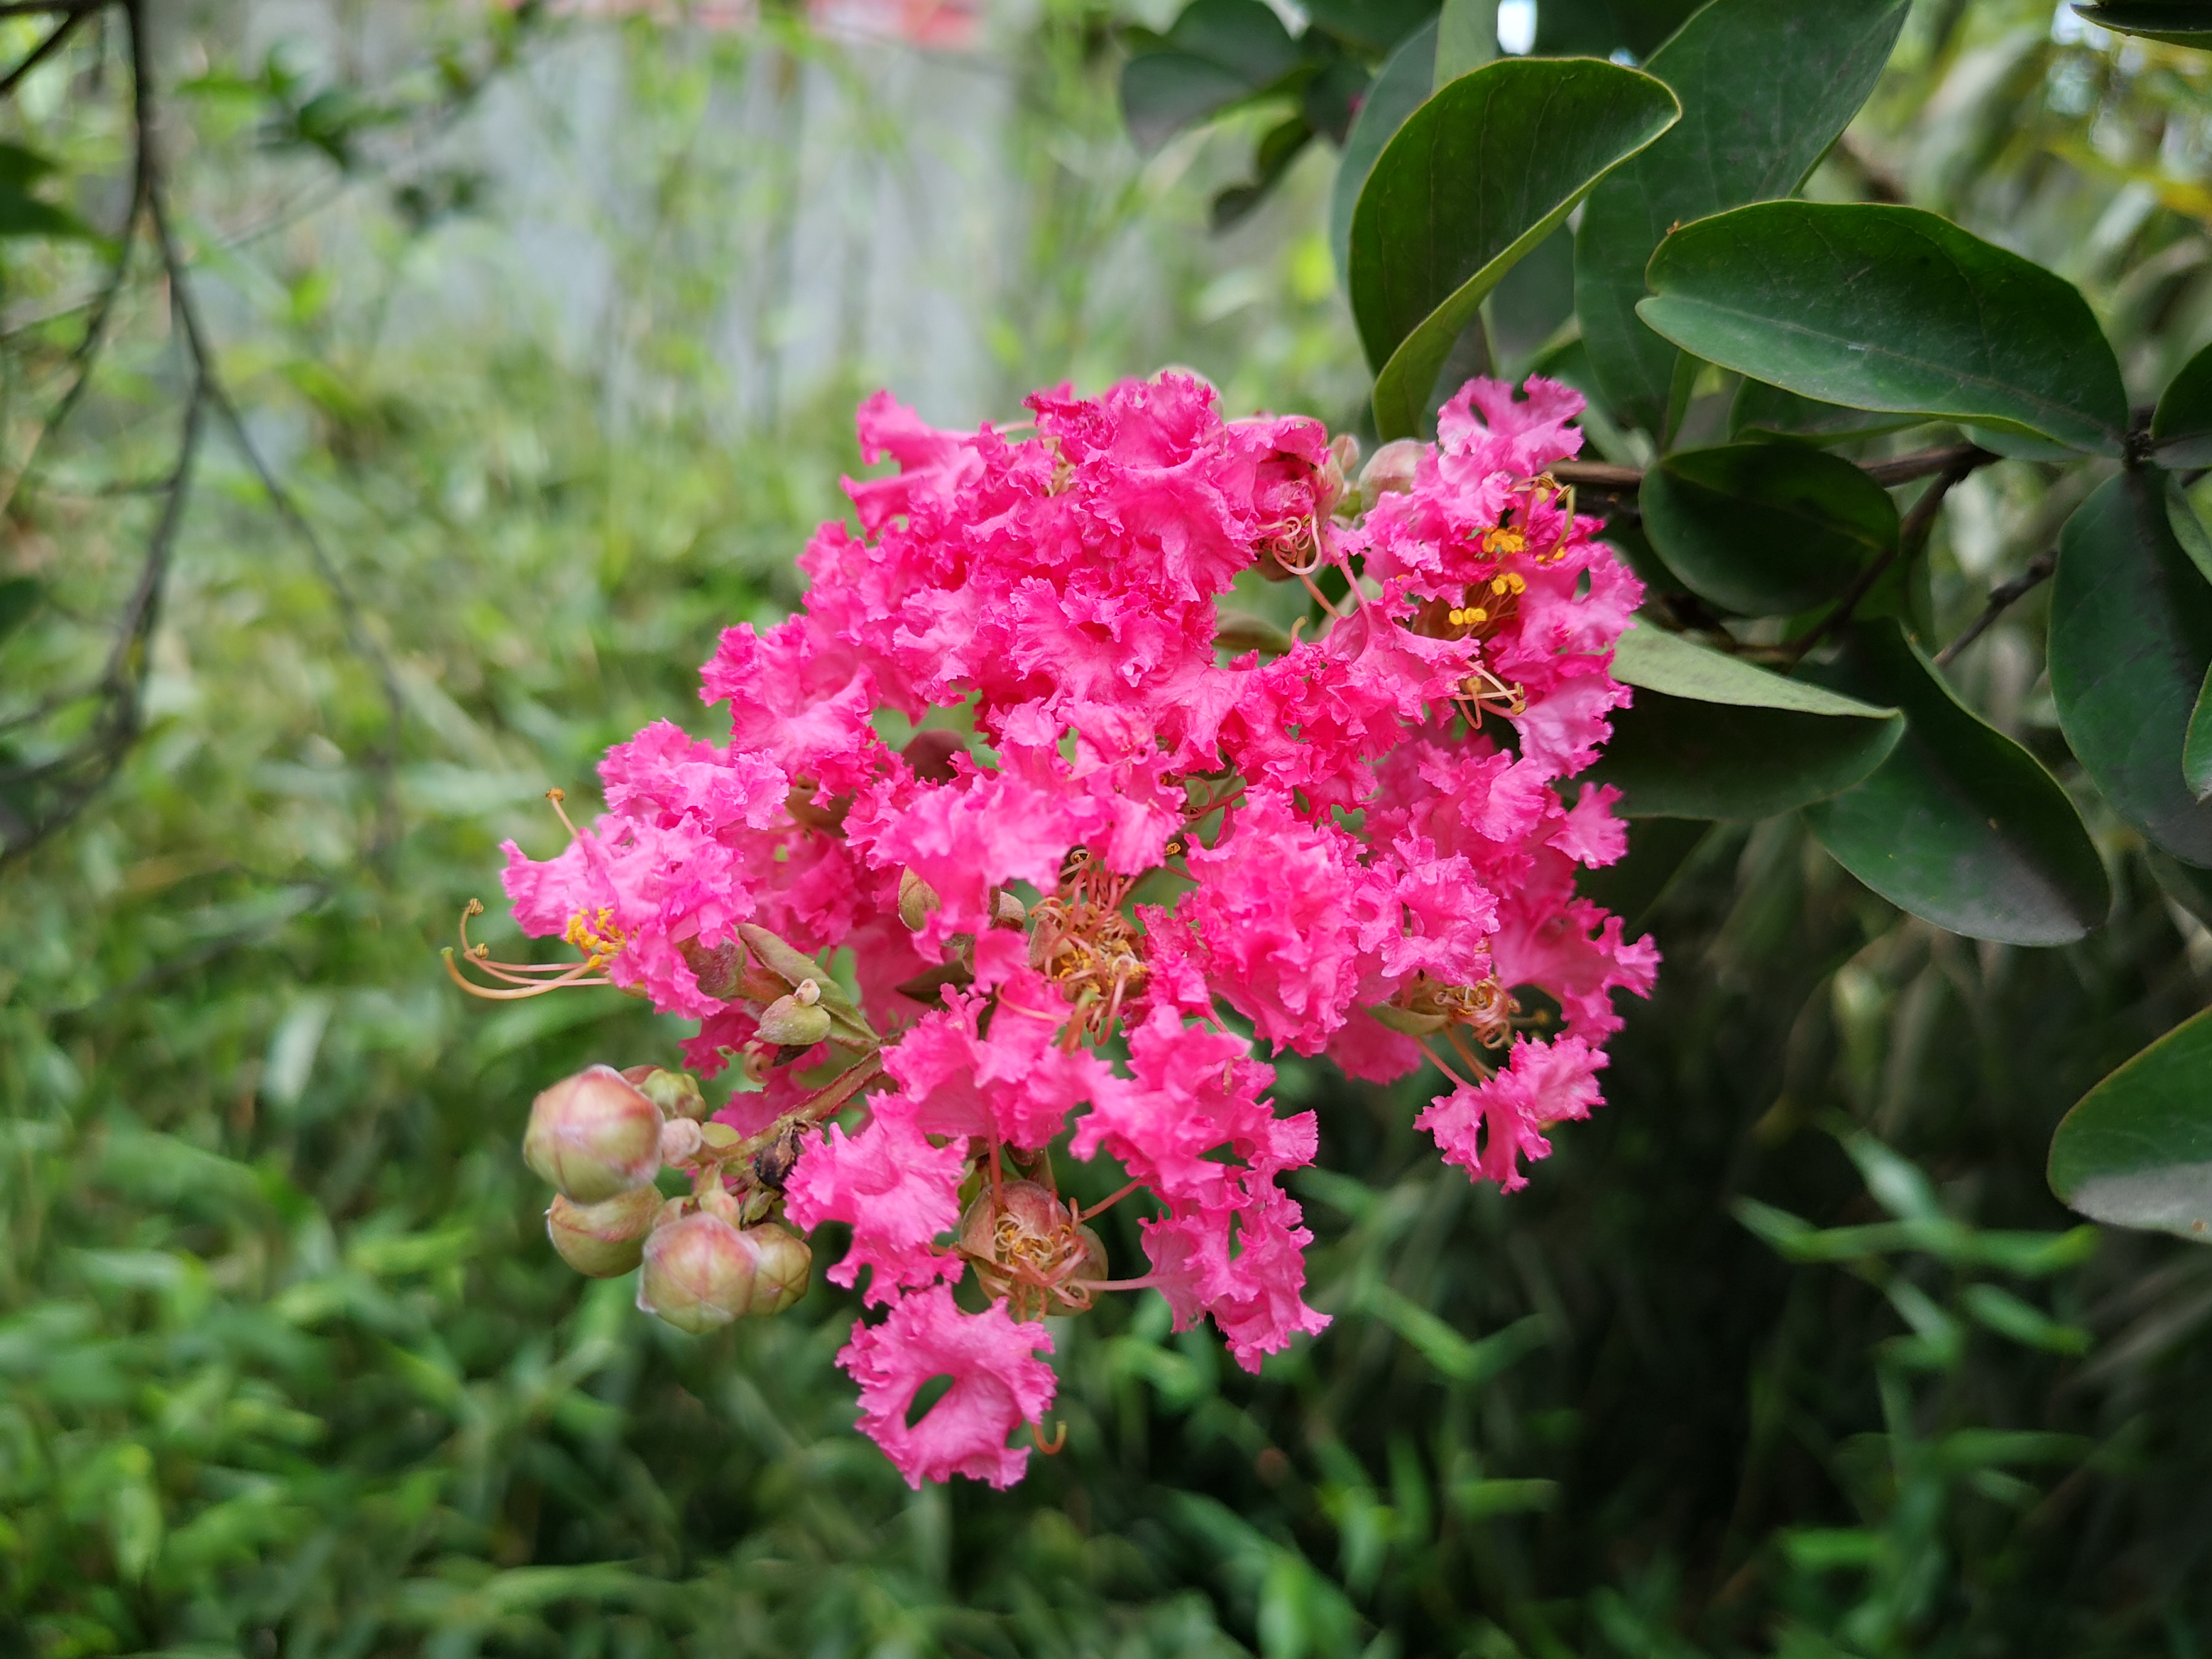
top-left (523, 1065), bottom-right (662, 1203)
top-left (637, 1211), bottom-right (758, 1334)
top-left (622, 1064), bottom-right (709, 1122)
top-left (897, 866), bottom-right (941, 933)
top-left (756, 991), bottom-right (833, 1047)
top-left (902, 729), bottom-right (968, 782)
top-left (678, 939), bottom-right (746, 1002)
top-left (745, 1222), bottom-right (813, 1314)
top-left (659, 1118), bottom-right (704, 1165)
top-left (959, 1179), bottom-right (1107, 1317)
top-left (1358, 437), bottom-right (1423, 503)
top-left (546, 1187), bottom-right (661, 1278)
top-left (990, 888), bottom-right (1028, 931)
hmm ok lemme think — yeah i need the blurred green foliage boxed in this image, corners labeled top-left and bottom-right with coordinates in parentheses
top-left (1, 2), bottom-right (2210, 1655)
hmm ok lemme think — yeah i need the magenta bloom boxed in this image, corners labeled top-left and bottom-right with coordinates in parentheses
top-left (487, 372), bottom-right (1658, 1486)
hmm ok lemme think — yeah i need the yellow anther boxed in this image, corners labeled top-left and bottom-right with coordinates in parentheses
top-left (1467, 606), bottom-right (1487, 624)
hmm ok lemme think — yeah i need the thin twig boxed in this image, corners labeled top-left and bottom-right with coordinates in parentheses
top-left (0, 4), bottom-right (89, 98)
top-left (1787, 455), bottom-right (1979, 663)
top-left (1934, 550), bottom-right (2057, 668)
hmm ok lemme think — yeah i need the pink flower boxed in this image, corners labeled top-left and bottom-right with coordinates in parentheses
top-left (1415, 1033), bottom-right (1607, 1191)
top-left (839, 1285), bottom-right (1056, 1490)
top-left (1141, 1182), bottom-right (1330, 1372)
top-left (782, 1101), bottom-right (967, 1304)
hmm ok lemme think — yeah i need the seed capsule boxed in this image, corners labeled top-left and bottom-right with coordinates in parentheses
top-left (959, 1179), bottom-right (1107, 1318)
top-left (637, 1211), bottom-right (759, 1333)
top-left (523, 1065), bottom-right (663, 1203)
top-left (546, 1186), bottom-right (661, 1278)
top-left (745, 1222), bottom-right (813, 1314)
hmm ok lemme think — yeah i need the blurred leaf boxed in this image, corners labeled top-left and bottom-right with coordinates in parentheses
top-left (1572, 0), bottom-right (1910, 437)
top-left (1574, 814), bottom-right (1709, 927)
top-left (1303, 0), bottom-right (1440, 55)
top-left (0, 575), bottom-right (41, 646)
top-left (1328, 18), bottom-right (1435, 283)
top-left (1213, 116), bottom-right (1316, 232)
top-left (1639, 203), bottom-right (2130, 456)
top-left (1121, 0), bottom-right (1301, 154)
top-left (2151, 335), bottom-right (2212, 466)
top-left (2049, 1005), bottom-right (2212, 1242)
top-left (2072, 2), bottom-right (2212, 46)
top-left (2049, 472), bottom-right (2212, 864)
top-left (1802, 620), bottom-right (2110, 945)
top-left (1364, 1287), bottom-right (1546, 1384)
top-left (1352, 57), bottom-right (1679, 437)
top-left (1640, 443), bottom-right (1899, 615)
top-left (1596, 691), bottom-right (1905, 819)
top-left (1960, 1284), bottom-right (2092, 1355)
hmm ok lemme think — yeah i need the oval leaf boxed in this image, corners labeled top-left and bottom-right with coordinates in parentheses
top-left (2072, 2), bottom-right (2212, 45)
top-left (1120, 0), bottom-right (1301, 154)
top-left (1350, 58), bottom-right (1680, 440)
top-left (2150, 335), bottom-right (2212, 468)
top-left (1729, 380), bottom-right (1926, 447)
top-left (1640, 443), bottom-right (1899, 617)
top-left (1638, 203), bottom-right (2130, 457)
top-left (2188, 666), bottom-right (2212, 802)
top-left (1803, 620), bottom-right (2111, 945)
top-left (1611, 619), bottom-right (1895, 715)
top-left (1572, 0), bottom-right (1911, 437)
top-left (2050, 471), bottom-right (2212, 865)
top-left (2049, 1007), bottom-right (2212, 1242)
top-left (1329, 18), bottom-right (1436, 283)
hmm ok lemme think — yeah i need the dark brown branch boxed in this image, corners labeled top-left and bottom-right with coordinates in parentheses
top-left (1552, 459), bottom-right (1643, 493)
top-left (1934, 551), bottom-right (2057, 668)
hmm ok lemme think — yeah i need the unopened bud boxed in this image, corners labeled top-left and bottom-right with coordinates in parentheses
top-left (756, 991), bottom-right (833, 1047)
top-left (991, 888), bottom-right (1028, 930)
top-left (699, 1181), bottom-right (743, 1225)
top-left (546, 1186), bottom-right (660, 1278)
top-left (898, 866), bottom-right (941, 933)
top-left (637, 1211), bottom-right (757, 1334)
top-left (792, 977), bottom-right (822, 1007)
top-left (622, 1064), bottom-right (709, 1122)
top-left (1358, 437), bottom-right (1423, 501)
top-left (1319, 433), bottom-right (1358, 518)
top-left (659, 1118), bottom-right (704, 1165)
top-left (744, 1222), bottom-right (813, 1314)
top-left (523, 1065), bottom-right (662, 1203)
top-left (679, 939), bottom-right (745, 1001)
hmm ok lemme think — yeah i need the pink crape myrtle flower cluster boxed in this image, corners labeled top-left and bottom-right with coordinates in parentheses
top-left (461, 371), bottom-right (1657, 1491)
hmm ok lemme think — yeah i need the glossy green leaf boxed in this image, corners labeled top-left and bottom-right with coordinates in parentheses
top-left (1572, 0), bottom-right (1909, 437)
top-left (1329, 19), bottom-right (1436, 282)
top-left (2049, 1006), bottom-right (2212, 1242)
top-left (1638, 203), bottom-right (2130, 456)
top-left (1640, 443), bottom-right (1898, 617)
top-left (2050, 472), bottom-right (2212, 864)
top-left (0, 575), bottom-right (39, 646)
top-left (1803, 620), bottom-right (2111, 945)
top-left (2187, 665), bottom-right (2212, 801)
top-left (1119, 0), bottom-right (1300, 154)
top-left (2150, 335), bottom-right (2212, 467)
top-left (1597, 622), bottom-right (1903, 819)
top-left (2073, 2), bottom-right (2212, 46)
top-left (1351, 58), bottom-right (1678, 438)
top-left (1434, 0), bottom-right (1498, 87)
top-left (1612, 620), bottom-right (1894, 715)
top-left (1729, 380), bottom-right (1924, 446)
top-left (2148, 845), bottom-right (2212, 927)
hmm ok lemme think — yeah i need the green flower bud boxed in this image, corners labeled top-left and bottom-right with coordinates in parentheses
top-left (756, 990), bottom-right (833, 1047)
top-left (546, 1186), bottom-right (660, 1278)
top-left (523, 1065), bottom-right (662, 1202)
top-left (1358, 437), bottom-right (1423, 503)
top-left (897, 866), bottom-right (940, 932)
top-left (623, 1064), bottom-right (709, 1122)
top-left (637, 1210), bottom-right (758, 1334)
top-left (744, 1222), bottom-right (813, 1314)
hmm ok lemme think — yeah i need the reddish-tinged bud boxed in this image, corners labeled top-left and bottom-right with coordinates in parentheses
top-left (523, 1065), bottom-right (662, 1202)
top-left (898, 866), bottom-right (940, 932)
top-left (1358, 438), bottom-right (1423, 502)
top-left (637, 1211), bottom-right (757, 1334)
top-left (990, 889), bottom-right (1028, 931)
top-left (1319, 432), bottom-right (1358, 517)
top-left (660, 1118), bottom-right (704, 1165)
top-left (678, 939), bottom-right (745, 1002)
top-left (699, 1181), bottom-right (743, 1225)
top-left (546, 1186), bottom-right (660, 1278)
top-left (756, 989), bottom-right (832, 1047)
top-left (623, 1064), bottom-right (709, 1122)
top-left (745, 1222), bottom-right (813, 1313)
